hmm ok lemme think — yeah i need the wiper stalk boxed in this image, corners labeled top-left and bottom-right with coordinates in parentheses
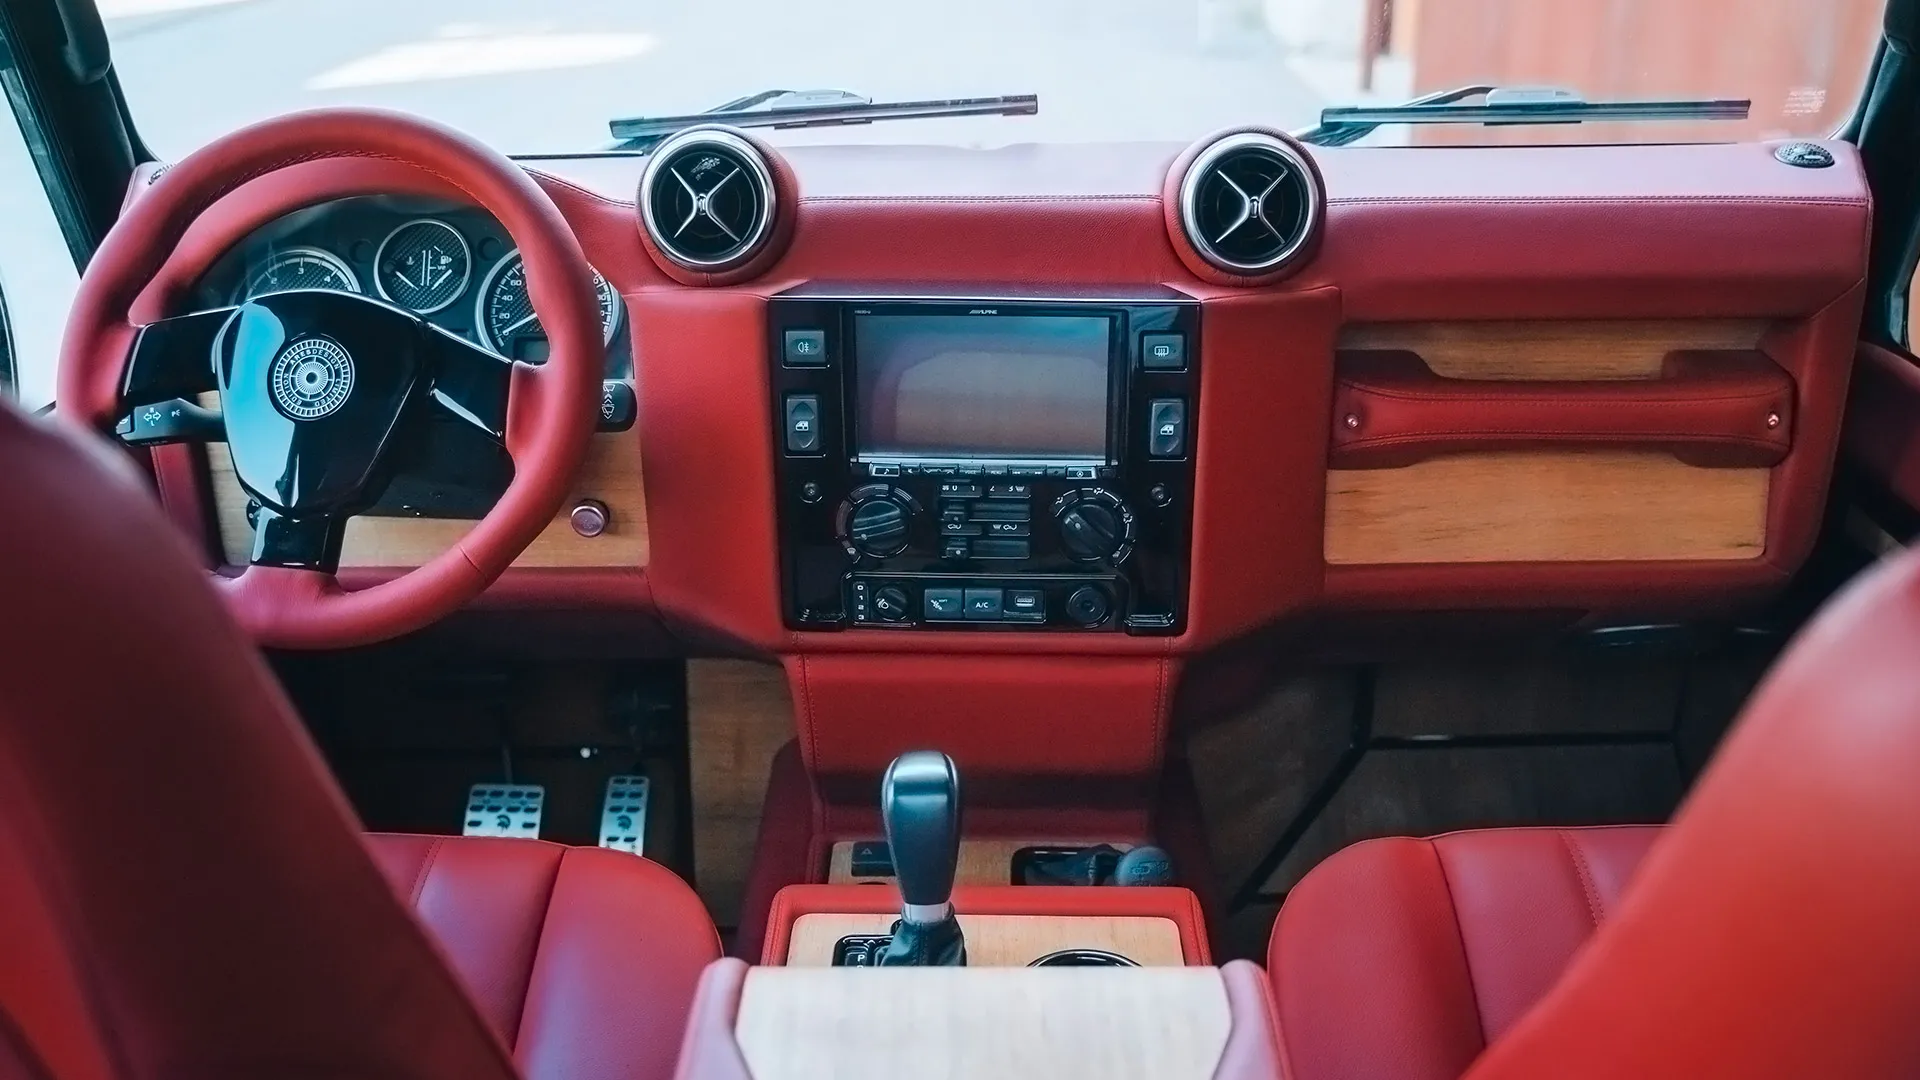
top-left (1296, 85), bottom-right (1750, 147)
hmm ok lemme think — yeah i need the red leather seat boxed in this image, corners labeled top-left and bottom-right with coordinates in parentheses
top-left (0, 403), bottom-right (717, 1078)
top-left (1270, 825), bottom-right (1663, 1080)
top-left (1269, 548), bottom-right (1920, 1077)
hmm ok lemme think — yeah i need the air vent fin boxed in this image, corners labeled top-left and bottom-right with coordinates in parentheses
top-left (639, 127), bottom-right (777, 273)
top-left (1177, 133), bottom-right (1321, 275)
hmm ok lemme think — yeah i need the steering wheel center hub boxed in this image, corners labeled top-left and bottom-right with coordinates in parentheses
top-left (270, 336), bottom-right (355, 420)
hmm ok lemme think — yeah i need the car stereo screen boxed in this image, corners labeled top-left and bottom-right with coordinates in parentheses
top-left (854, 314), bottom-right (1112, 459)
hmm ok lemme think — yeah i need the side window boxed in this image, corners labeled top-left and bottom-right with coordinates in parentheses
top-left (0, 83), bottom-right (81, 410)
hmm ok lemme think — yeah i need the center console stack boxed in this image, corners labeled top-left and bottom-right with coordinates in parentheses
top-left (770, 284), bottom-right (1199, 633)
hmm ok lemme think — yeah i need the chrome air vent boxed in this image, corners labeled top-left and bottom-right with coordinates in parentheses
top-left (1177, 133), bottom-right (1321, 275)
top-left (639, 127), bottom-right (777, 272)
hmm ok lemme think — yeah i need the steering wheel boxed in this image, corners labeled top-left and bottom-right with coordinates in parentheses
top-left (57, 109), bottom-right (603, 650)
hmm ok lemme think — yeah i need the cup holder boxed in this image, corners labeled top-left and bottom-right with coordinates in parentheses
top-left (1028, 949), bottom-right (1139, 967)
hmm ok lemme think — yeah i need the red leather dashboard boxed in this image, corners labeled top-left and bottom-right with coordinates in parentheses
top-left (128, 133), bottom-right (1868, 789)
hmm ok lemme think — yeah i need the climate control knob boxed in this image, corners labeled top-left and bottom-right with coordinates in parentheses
top-left (1054, 488), bottom-right (1135, 563)
top-left (843, 491), bottom-right (913, 559)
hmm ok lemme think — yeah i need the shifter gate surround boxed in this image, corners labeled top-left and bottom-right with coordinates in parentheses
top-left (1029, 948), bottom-right (1139, 967)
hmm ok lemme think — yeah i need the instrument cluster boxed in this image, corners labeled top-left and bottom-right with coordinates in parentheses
top-left (195, 196), bottom-right (629, 375)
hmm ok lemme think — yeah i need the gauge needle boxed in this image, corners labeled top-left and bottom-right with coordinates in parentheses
top-left (501, 312), bottom-right (541, 336)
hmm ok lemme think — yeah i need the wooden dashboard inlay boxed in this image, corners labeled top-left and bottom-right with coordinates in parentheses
top-left (206, 430), bottom-right (647, 568)
top-left (783, 913), bottom-right (1187, 967)
top-left (735, 967), bottom-right (1231, 1080)
top-left (1326, 320), bottom-right (1773, 565)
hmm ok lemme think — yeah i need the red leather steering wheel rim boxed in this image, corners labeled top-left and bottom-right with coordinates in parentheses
top-left (57, 108), bottom-right (602, 650)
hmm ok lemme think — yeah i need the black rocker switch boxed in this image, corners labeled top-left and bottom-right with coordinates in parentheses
top-left (875, 750), bottom-right (966, 966)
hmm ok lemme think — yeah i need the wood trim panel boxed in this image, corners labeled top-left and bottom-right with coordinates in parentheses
top-left (1338, 319), bottom-right (1769, 380)
top-left (735, 967), bottom-right (1230, 1080)
top-left (206, 430), bottom-right (647, 568)
top-left (687, 660), bottom-right (794, 927)
top-left (827, 839), bottom-right (1137, 886)
top-left (1327, 451), bottom-right (1769, 564)
top-left (784, 913), bottom-right (1187, 967)
top-left (1327, 321), bottom-right (1774, 565)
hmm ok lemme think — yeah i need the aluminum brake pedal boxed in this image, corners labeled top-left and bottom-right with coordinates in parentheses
top-left (599, 775), bottom-right (649, 855)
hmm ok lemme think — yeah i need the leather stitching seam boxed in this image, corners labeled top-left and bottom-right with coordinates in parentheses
top-left (1430, 841), bottom-right (1491, 1050)
top-left (508, 849), bottom-right (569, 1051)
top-left (408, 836), bottom-right (444, 906)
top-left (1561, 829), bottom-right (1605, 928)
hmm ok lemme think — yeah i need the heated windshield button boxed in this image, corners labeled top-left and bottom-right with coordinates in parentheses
top-left (1141, 333), bottom-right (1186, 370)
top-left (783, 329), bottom-right (828, 367)
top-left (784, 394), bottom-right (822, 454)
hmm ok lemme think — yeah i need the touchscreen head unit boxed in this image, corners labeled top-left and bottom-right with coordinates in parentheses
top-left (769, 287), bottom-right (1197, 636)
top-left (853, 313), bottom-right (1115, 464)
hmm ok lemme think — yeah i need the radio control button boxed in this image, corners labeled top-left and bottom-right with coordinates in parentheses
top-left (868, 462), bottom-right (900, 477)
top-left (963, 588), bottom-right (1005, 620)
top-left (939, 482), bottom-right (982, 498)
top-left (941, 504), bottom-right (971, 523)
top-left (986, 483), bottom-right (1031, 498)
top-left (923, 588), bottom-right (965, 621)
top-left (942, 539), bottom-right (972, 561)
top-left (972, 538), bottom-right (1030, 559)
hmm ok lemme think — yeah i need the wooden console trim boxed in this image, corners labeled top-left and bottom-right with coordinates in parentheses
top-left (725, 960), bottom-right (1236, 1076)
top-left (784, 913), bottom-right (1186, 967)
top-left (827, 839), bottom-right (1136, 886)
top-left (206, 429), bottom-right (647, 568)
top-left (734, 967), bottom-right (1231, 1080)
top-left (1326, 451), bottom-right (1770, 564)
top-left (1326, 320), bottom-right (1774, 565)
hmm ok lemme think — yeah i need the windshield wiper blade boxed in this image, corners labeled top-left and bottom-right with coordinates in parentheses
top-left (1295, 85), bottom-right (1750, 147)
top-left (610, 90), bottom-right (1038, 149)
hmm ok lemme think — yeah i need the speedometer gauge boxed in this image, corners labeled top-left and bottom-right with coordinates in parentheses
top-left (236, 247), bottom-right (359, 302)
top-left (476, 252), bottom-right (620, 361)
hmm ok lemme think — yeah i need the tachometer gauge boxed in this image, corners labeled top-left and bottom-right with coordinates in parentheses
top-left (476, 251), bottom-right (621, 361)
top-left (236, 247), bottom-right (359, 302)
top-left (374, 219), bottom-right (471, 314)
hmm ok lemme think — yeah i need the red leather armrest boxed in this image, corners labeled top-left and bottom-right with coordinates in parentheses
top-left (1330, 351), bottom-right (1795, 468)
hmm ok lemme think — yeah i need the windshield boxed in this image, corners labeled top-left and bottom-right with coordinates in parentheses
top-left (102, 1), bottom-right (1884, 155)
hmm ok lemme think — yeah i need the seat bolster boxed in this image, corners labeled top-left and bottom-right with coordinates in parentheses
top-left (369, 835), bottom-right (721, 1080)
top-left (1269, 836), bottom-right (1486, 1080)
top-left (514, 847), bottom-right (722, 1080)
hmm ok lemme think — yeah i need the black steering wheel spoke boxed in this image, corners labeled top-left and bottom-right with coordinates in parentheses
top-left (247, 504), bottom-right (347, 573)
top-left (427, 327), bottom-right (513, 443)
top-left (116, 307), bottom-right (234, 446)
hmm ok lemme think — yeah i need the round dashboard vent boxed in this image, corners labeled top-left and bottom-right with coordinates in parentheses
top-left (1177, 132), bottom-right (1322, 276)
top-left (639, 127), bottom-right (778, 273)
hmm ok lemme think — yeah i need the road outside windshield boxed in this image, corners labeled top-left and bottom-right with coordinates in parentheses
top-left (103, 0), bottom-right (1880, 155)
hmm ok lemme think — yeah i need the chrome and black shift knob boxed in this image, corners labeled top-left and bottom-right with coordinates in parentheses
top-left (876, 750), bottom-right (966, 965)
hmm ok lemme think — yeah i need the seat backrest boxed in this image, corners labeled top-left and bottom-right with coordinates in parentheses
top-left (1467, 543), bottom-right (1920, 1078)
top-left (0, 401), bottom-right (519, 1079)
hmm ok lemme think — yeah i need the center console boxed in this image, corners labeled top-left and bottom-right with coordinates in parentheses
top-left (770, 285), bottom-right (1199, 633)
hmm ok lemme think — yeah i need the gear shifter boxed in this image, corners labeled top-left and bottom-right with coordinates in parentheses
top-left (875, 750), bottom-right (966, 966)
